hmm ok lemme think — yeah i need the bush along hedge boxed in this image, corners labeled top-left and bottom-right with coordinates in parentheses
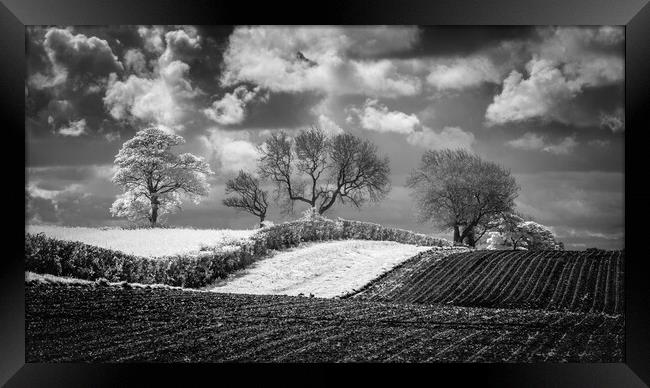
top-left (25, 233), bottom-right (263, 288)
top-left (254, 215), bottom-right (454, 249)
top-left (25, 216), bottom-right (456, 289)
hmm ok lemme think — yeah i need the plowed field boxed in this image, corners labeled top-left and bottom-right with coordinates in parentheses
top-left (350, 250), bottom-right (624, 315)
top-left (26, 281), bottom-right (623, 362)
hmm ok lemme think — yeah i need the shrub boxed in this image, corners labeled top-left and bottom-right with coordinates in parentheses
top-left (25, 233), bottom-right (263, 288)
top-left (25, 216), bottom-right (454, 289)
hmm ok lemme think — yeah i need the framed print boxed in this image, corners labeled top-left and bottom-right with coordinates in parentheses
top-left (2, 0), bottom-right (649, 386)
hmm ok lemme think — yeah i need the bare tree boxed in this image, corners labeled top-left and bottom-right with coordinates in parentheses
top-left (407, 149), bottom-right (519, 247)
top-left (258, 126), bottom-right (391, 215)
top-left (222, 170), bottom-right (269, 227)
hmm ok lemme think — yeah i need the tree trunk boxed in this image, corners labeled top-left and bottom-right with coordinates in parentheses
top-left (259, 213), bottom-right (265, 228)
top-left (150, 198), bottom-right (159, 228)
top-left (453, 225), bottom-right (461, 244)
top-left (464, 227), bottom-right (477, 248)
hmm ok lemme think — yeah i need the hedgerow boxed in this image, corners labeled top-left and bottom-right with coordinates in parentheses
top-left (25, 216), bottom-right (455, 288)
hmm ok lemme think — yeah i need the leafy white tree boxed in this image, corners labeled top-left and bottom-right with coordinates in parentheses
top-left (110, 127), bottom-right (214, 227)
top-left (485, 212), bottom-right (563, 250)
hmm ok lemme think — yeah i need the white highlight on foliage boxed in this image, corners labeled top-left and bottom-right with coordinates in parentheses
top-left (486, 215), bottom-right (563, 251)
top-left (58, 118), bottom-right (87, 136)
top-left (220, 26), bottom-right (422, 97)
top-left (426, 56), bottom-right (501, 90)
top-left (27, 224), bottom-right (256, 257)
top-left (209, 240), bottom-right (432, 298)
top-left (110, 127), bottom-right (213, 226)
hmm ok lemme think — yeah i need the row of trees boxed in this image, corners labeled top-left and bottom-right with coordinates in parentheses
top-left (222, 127), bottom-right (391, 226)
top-left (109, 126), bottom-right (561, 249)
top-left (110, 126), bottom-right (391, 228)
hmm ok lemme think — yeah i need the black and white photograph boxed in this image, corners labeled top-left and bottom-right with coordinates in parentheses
top-left (24, 24), bottom-right (625, 363)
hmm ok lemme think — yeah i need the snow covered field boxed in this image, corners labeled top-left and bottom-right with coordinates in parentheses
top-left (27, 225), bottom-right (257, 258)
top-left (209, 240), bottom-right (432, 298)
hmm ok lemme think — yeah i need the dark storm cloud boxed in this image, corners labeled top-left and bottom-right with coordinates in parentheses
top-left (28, 27), bottom-right (123, 91)
top-left (26, 26), bottom-right (127, 138)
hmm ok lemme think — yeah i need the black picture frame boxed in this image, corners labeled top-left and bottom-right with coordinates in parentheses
top-left (2, 0), bottom-right (649, 386)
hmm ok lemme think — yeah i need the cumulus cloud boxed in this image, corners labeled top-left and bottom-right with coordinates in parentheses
top-left (103, 60), bottom-right (201, 131)
top-left (426, 56), bottom-right (501, 90)
top-left (351, 60), bottom-right (422, 97)
top-left (58, 118), bottom-right (87, 136)
top-left (507, 132), bottom-right (578, 155)
top-left (485, 57), bottom-right (580, 126)
top-left (220, 26), bottom-right (422, 97)
top-left (316, 114), bottom-right (344, 136)
top-left (123, 49), bottom-right (148, 76)
top-left (542, 136), bottom-right (578, 155)
top-left (406, 126), bottom-right (475, 150)
top-left (199, 129), bottom-right (260, 174)
top-left (28, 182), bottom-right (84, 201)
top-left (158, 27), bottom-right (201, 66)
top-left (354, 99), bottom-right (420, 134)
top-left (137, 26), bottom-right (165, 53)
top-left (485, 26), bottom-right (623, 127)
top-left (351, 99), bottom-right (474, 150)
top-left (204, 86), bottom-right (259, 125)
top-left (599, 109), bottom-right (624, 133)
top-left (536, 26), bottom-right (623, 85)
top-left (103, 27), bottom-right (205, 131)
top-left (506, 132), bottom-right (545, 150)
top-left (29, 27), bottom-right (123, 91)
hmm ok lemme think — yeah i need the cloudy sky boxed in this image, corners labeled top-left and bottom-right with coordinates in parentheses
top-left (25, 25), bottom-right (624, 249)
